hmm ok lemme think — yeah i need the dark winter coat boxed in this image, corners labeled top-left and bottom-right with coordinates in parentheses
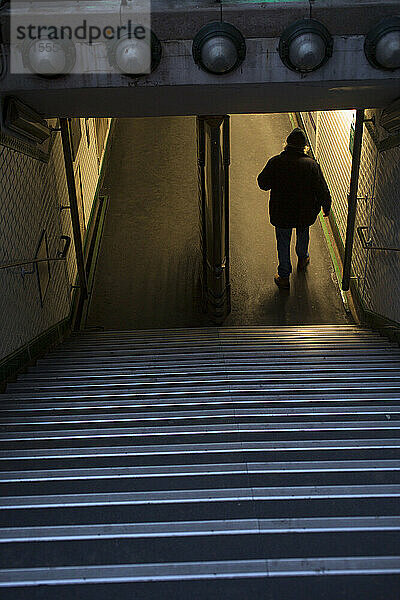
top-left (257, 147), bottom-right (332, 228)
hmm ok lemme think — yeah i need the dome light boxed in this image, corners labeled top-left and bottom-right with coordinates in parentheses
top-left (365, 16), bottom-right (400, 71)
top-left (279, 18), bottom-right (333, 73)
top-left (192, 22), bottom-right (246, 75)
top-left (108, 29), bottom-right (162, 76)
top-left (22, 39), bottom-right (76, 77)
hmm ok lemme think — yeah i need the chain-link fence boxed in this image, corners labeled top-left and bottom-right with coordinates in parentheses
top-left (307, 109), bottom-right (400, 325)
top-left (362, 116), bottom-right (400, 324)
top-left (0, 117), bottom-right (111, 363)
top-left (0, 135), bottom-right (71, 360)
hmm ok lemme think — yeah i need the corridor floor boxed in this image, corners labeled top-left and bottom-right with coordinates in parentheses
top-left (86, 114), bottom-right (350, 329)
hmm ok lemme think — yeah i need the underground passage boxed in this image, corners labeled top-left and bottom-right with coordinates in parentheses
top-left (1, 1), bottom-right (400, 597)
top-left (86, 113), bottom-right (349, 330)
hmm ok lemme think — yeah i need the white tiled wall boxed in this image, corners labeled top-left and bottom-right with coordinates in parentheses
top-left (362, 117), bottom-right (400, 323)
top-left (0, 118), bottom-right (111, 362)
top-left (303, 109), bottom-right (400, 324)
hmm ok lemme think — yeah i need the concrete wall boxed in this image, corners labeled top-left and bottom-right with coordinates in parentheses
top-left (303, 109), bottom-right (400, 324)
top-left (3, 1), bottom-right (399, 117)
top-left (0, 118), bottom-right (111, 362)
top-left (7, 35), bottom-right (400, 118)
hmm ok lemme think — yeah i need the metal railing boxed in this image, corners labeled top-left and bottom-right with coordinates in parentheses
top-left (357, 227), bottom-right (400, 252)
top-left (0, 236), bottom-right (71, 273)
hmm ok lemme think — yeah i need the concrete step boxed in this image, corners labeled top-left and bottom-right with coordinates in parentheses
top-left (42, 346), bottom-right (399, 364)
top-left (30, 355), bottom-right (400, 374)
top-left (2, 393), bottom-right (400, 416)
top-left (20, 364), bottom-right (400, 382)
top-left (7, 372), bottom-right (400, 394)
top-left (1, 420), bottom-right (400, 451)
top-left (37, 344), bottom-right (400, 361)
top-left (1, 404), bottom-right (399, 428)
top-left (1, 556), bottom-right (399, 600)
top-left (1, 438), bottom-right (399, 471)
top-left (3, 384), bottom-right (400, 408)
top-left (1, 459), bottom-right (400, 495)
top-left (56, 339), bottom-right (392, 354)
top-left (61, 331), bottom-right (388, 342)
top-left (1, 517), bottom-right (399, 568)
top-left (2, 485), bottom-right (400, 528)
top-left (69, 325), bottom-right (372, 335)
top-left (2, 325), bottom-right (400, 596)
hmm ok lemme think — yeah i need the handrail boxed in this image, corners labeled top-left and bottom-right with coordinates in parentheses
top-left (357, 226), bottom-right (400, 252)
top-left (342, 108), bottom-right (365, 291)
top-left (0, 235), bottom-right (71, 271)
top-left (60, 118), bottom-right (88, 300)
top-left (0, 257), bottom-right (65, 270)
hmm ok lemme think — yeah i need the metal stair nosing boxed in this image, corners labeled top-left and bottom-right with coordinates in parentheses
top-left (1, 326), bottom-right (400, 598)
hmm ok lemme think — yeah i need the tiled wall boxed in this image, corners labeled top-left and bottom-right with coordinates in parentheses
top-left (0, 118), bottom-right (111, 362)
top-left (362, 117), bottom-right (400, 323)
top-left (302, 109), bottom-right (400, 324)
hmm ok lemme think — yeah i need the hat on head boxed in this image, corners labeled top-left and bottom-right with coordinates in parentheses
top-left (286, 127), bottom-right (307, 148)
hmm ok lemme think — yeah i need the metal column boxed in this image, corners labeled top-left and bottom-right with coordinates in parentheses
top-left (342, 109), bottom-right (365, 292)
top-left (60, 118), bottom-right (88, 301)
top-left (197, 115), bottom-right (231, 324)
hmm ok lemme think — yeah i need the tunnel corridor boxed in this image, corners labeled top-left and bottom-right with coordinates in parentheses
top-left (86, 113), bottom-right (349, 330)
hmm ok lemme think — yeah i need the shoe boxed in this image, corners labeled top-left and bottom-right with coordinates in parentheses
top-left (297, 256), bottom-right (310, 270)
top-left (274, 274), bottom-right (290, 289)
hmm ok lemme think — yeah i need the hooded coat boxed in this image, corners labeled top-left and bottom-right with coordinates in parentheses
top-left (257, 146), bottom-right (332, 228)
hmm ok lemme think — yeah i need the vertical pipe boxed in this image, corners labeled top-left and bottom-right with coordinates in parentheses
top-left (223, 115), bottom-right (231, 312)
top-left (196, 116), bottom-right (208, 310)
top-left (203, 115), bottom-right (230, 323)
top-left (342, 109), bottom-right (364, 291)
top-left (60, 118), bottom-right (88, 300)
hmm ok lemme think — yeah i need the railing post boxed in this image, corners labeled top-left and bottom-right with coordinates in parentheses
top-left (196, 116), bottom-right (207, 313)
top-left (342, 108), bottom-right (364, 291)
top-left (223, 115), bottom-right (231, 313)
top-left (197, 115), bottom-right (231, 324)
top-left (60, 118), bottom-right (88, 300)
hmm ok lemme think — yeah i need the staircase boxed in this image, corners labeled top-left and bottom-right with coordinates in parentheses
top-left (1, 325), bottom-right (400, 599)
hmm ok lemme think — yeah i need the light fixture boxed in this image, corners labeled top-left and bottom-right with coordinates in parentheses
top-left (1, 97), bottom-right (51, 144)
top-left (279, 18), bottom-right (333, 73)
top-left (108, 29), bottom-right (162, 76)
top-left (22, 39), bottom-right (76, 77)
top-left (365, 16), bottom-right (400, 71)
top-left (192, 22), bottom-right (246, 75)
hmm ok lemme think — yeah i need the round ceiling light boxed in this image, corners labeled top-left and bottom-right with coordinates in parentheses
top-left (279, 18), bottom-right (333, 73)
top-left (22, 39), bottom-right (76, 77)
top-left (192, 22), bottom-right (246, 75)
top-left (365, 16), bottom-right (400, 71)
top-left (109, 29), bottom-right (162, 76)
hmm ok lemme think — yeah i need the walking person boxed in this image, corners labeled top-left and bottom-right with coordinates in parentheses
top-left (257, 127), bottom-right (331, 289)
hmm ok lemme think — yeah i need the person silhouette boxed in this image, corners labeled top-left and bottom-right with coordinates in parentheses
top-left (257, 127), bottom-right (331, 289)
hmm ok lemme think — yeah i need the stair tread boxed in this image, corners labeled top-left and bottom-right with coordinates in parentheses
top-left (1, 555), bottom-right (400, 586)
top-left (2, 437), bottom-right (399, 459)
top-left (2, 460), bottom-right (400, 481)
top-left (3, 383), bottom-right (400, 404)
top-left (2, 419), bottom-right (400, 441)
top-left (2, 516), bottom-right (400, 541)
top-left (9, 373), bottom-right (400, 392)
top-left (2, 404), bottom-right (400, 424)
top-left (2, 325), bottom-right (400, 591)
top-left (3, 484), bottom-right (400, 509)
top-left (2, 395), bottom-right (400, 414)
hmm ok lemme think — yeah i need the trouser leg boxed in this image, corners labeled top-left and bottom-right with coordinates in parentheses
top-left (295, 226), bottom-right (310, 259)
top-left (275, 227), bottom-right (293, 278)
